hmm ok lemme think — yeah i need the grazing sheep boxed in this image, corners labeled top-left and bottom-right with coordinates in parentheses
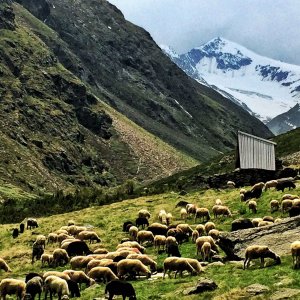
top-left (252, 218), bottom-right (263, 227)
top-left (158, 210), bottom-right (167, 224)
top-left (41, 253), bottom-right (53, 267)
top-left (282, 194), bottom-right (299, 200)
top-left (137, 230), bottom-right (154, 245)
top-left (116, 242), bottom-right (145, 253)
top-left (93, 248), bottom-right (108, 255)
top-left (191, 230), bottom-right (199, 243)
top-left (35, 235), bottom-right (46, 249)
top-left (240, 188), bottom-right (246, 194)
top-left (270, 200), bottom-right (280, 212)
top-left (147, 223), bottom-right (168, 236)
top-left (251, 182), bottom-right (265, 192)
top-left (27, 218), bottom-right (38, 230)
top-left (117, 259), bottom-right (151, 279)
top-left (212, 205), bottom-right (232, 218)
top-left (274, 218), bottom-right (282, 223)
top-left (43, 271), bottom-right (70, 281)
top-left (122, 221), bottom-right (134, 232)
top-left (276, 181), bottom-right (296, 192)
top-left (185, 258), bottom-right (203, 274)
top-left (176, 200), bottom-right (190, 208)
top-left (194, 208), bottom-right (210, 223)
top-left (195, 224), bottom-right (206, 236)
top-left (204, 222), bottom-right (216, 234)
top-left (126, 254), bottom-right (157, 272)
top-left (208, 229), bottom-right (220, 240)
top-left (282, 199), bottom-right (293, 213)
top-left (44, 275), bottom-right (69, 300)
top-left (77, 231), bottom-right (101, 244)
top-left (70, 256), bottom-right (94, 269)
top-left (248, 200), bottom-right (257, 213)
top-left (291, 241), bottom-right (300, 269)
top-left (242, 188), bottom-right (263, 201)
top-left (57, 233), bottom-right (71, 244)
top-left (154, 235), bottom-right (166, 251)
top-left (19, 223), bottom-right (25, 233)
top-left (231, 218), bottom-right (254, 231)
top-left (32, 242), bottom-right (44, 264)
top-left (166, 244), bottom-right (181, 257)
top-left (292, 199), bottom-right (300, 207)
top-left (65, 241), bottom-right (92, 257)
top-left (243, 245), bottom-right (281, 269)
top-left (69, 226), bottom-right (87, 236)
top-left (12, 228), bottom-right (19, 239)
top-left (174, 231), bottom-right (189, 244)
top-left (0, 258), bottom-right (12, 272)
top-left (196, 236), bottom-right (218, 255)
top-left (264, 180), bottom-right (278, 191)
top-left (65, 280), bottom-right (80, 298)
top-left (135, 217), bottom-right (149, 229)
top-left (47, 233), bottom-right (58, 244)
top-left (0, 278), bottom-right (26, 300)
top-left (176, 224), bottom-right (193, 236)
top-left (180, 208), bottom-right (187, 221)
top-left (138, 209), bottom-right (151, 219)
top-left (128, 226), bottom-right (138, 241)
top-left (201, 241), bottom-right (213, 262)
top-left (227, 181), bottom-right (235, 188)
top-left (63, 270), bottom-right (95, 289)
top-left (25, 276), bottom-right (43, 300)
top-left (163, 257), bottom-right (196, 278)
top-left (53, 249), bottom-right (69, 267)
top-left (186, 204), bottom-right (197, 218)
top-left (215, 199), bottom-right (222, 206)
top-left (85, 259), bottom-right (110, 273)
top-left (166, 213), bottom-right (172, 226)
top-left (166, 228), bottom-right (177, 237)
top-left (105, 280), bottom-right (136, 300)
top-left (25, 273), bottom-right (42, 284)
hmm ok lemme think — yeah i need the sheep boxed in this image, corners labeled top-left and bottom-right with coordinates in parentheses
top-left (147, 223), bottom-right (168, 236)
top-left (204, 222), bottom-right (216, 234)
top-left (274, 218), bottom-right (282, 223)
top-left (137, 230), bottom-right (154, 245)
top-left (251, 218), bottom-right (263, 227)
top-left (166, 213), bottom-right (172, 226)
top-left (41, 253), bottom-right (53, 267)
top-left (215, 199), bottom-right (222, 206)
top-left (263, 216), bottom-right (274, 222)
top-left (282, 194), bottom-right (299, 200)
top-left (122, 221), bottom-right (134, 232)
top-left (166, 244), bottom-right (181, 257)
top-left (194, 207), bottom-right (210, 223)
top-left (44, 275), bottom-right (69, 300)
top-left (126, 254), bottom-right (157, 272)
top-left (264, 180), bottom-right (278, 191)
top-left (251, 182), bottom-right (265, 192)
top-left (186, 204), bottom-right (197, 217)
top-left (32, 242), bottom-right (44, 264)
top-left (116, 242), bottom-right (145, 253)
top-left (276, 181), bottom-right (296, 192)
top-left (270, 200), bottom-right (280, 212)
top-left (53, 249), bottom-right (69, 267)
top-left (185, 258), bottom-right (203, 274)
top-left (282, 199), bottom-right (293, 212)
top-left (56, 230), bottom-right (68, 236)
top-left (191, 230), bottom-right (199, 243)
top-left (292, 199), bottom-right (300, 207)
top-left (180, 208), bottom-right (187, 221)
top-left (196, 236), bottom-right (218, 256)
top-left (19, 223), bottom-right (25, 233)
top-left (85, 259), bottom-right (110, 273)
top-left (176, 224), bottom-right (193, 236)
top-left (227, 181), bottom-right (235, 188)
top-left (117, 259), bottom-right (151, 279)
top-left (63, 270), bottom-right (95, 289)
top-left (201, 241), bottom-right (213, 262)
top-left (158, 210), bottom-right (167, 224)
top-left (43, 271), bottom-right (70, 282)
top-left (93, 248), bottom-right (109, 255)
top-left (27, 218), bottom-right (38, 230)
top-left (66, 280), bottom-right (80, 298)
top-left (208, 229), bottom-right (220, 240)
top-left (47, 233), bottom-right (58, 244)
top-left (66, 240), bottom-right (92, 257)
top-left (212, 205), bottom-right (232, 218)
top-left (105, 280), bottom-right (136, 300)
top-left (57, 233), bottom-right (71, 244)
top-left (135, 217), bottom-right (149, 229)
top-left (67, 220), bottom-right (75, 226)
top-left (174, 231), bottom-right (189, 244)
top-left (35, 235), bottom-right (46, 249)
top-left (258, 221), bottom-right (273, 227)
top-left (61, 238), bottom-right (78, 249)
top-left (12, 228), bottom-right (19, 239)
top-left (0, 258), bottom-right (12, 272)
top-left (167, 228), bottom-right (177, 237)
top-left (195, 224), bottom-right (206, 236)
top-left (242, 188), bottom-right (263, 201)
top-left (163, 257), bottom-right (196, 278)
top-left (243, 245), bottom-right (281, 269)
top-left (25, 273), bottom-right (43, 284)
top-left (248, 200), bottom-right (257, 213)
top-left (77, 231), bottom-right (101, 244)
top-left (70, 256), bottom-right (94, 269)
top-left (0, 278), bottom-right (26, 300)
top-left (291, 241), bottom-right (300, 269)
top-left (128, 226), bottom-right (138, 241)
top-left (166, 236), bottom-right (178, 248)
top-left (231, 218), bottom-right (254, 231)
top-left (138, 209), bottom-right (151, 219)
top-left (240, 188), bottom-right (247, 194)
top-left (70, 226), bottom-right (87, 236)
top-left (25, 276), bottom-right (43, 300)
top-left (154, 235), bottom-right (166, 251)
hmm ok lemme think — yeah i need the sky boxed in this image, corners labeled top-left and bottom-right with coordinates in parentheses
top-left (108, 0), bottom-right (300, 65)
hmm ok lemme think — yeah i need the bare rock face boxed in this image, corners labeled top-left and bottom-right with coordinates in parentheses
top-left (218, 216), bottom-right (300, 260)
top-left (183, 278), bottom-right (218, 295)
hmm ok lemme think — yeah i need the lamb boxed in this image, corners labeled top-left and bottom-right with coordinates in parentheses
top-left (243, 245), bottom-right (281, 269)
top-left (212, 205), bottom-right (232, 218)
top-left (105, 280), bottom-right (136, 300)
top-left (47, 233), bottom-right (58, 244)
top-left (27, 218), bottom-right (38, 230)
top-left (204, 222), bottom-right (216, 234)
top-left (270, 200), bottom-right (280, 212)
top-left (135, 217), bottom-right (149, 229)
top-left (25, 276), bottom-right (43, 300)
top-left (201, 241), bottom-right (214, 262)
top-left (123, 221), bottom-right (134, 232)
top-left (128, 226), bottom-right (138, 241)
top-left (53, 248), bottom-right (69, 267)
top-left (0, 278), bottom-right (26, 300)
top-left (147, 223), bottom-right (168, 236)
top-left (176, 224), bottom-right (193, 236)
top-left (227, 181), bottom-right (235, 188)
top-left (0, 258), bottom-right (12, 272)
top-left (276, 181), bottom-right (296, 192)
top-left (163, 257), bottom-right (196, 278)
top-left (117, 259), bottom-right (151, 279)
top-left (195, 224), bottom-right (205, 236)
top-left (251, 218), bottom-right (263, 227)
top-left (248, 200), bottom-right (257, 213)
top-left (180, 208), bottom-right (187, 221)
top-left (137, 230), bottom-right (154, 245)
top-left (41, 253), bottom-right (53, 267)
top-left (154, 235), bottom-right (166, 251)
top-left (208, 229), bottom-right (220, 240)
top-left (194, 208), bottom-right (210, 223)
top-left (63, 270), bottom-right (95, 289)
top-left (291, 241), bottom-right (300, 269)
top-left (282, 199), bottom-right (293, 212)
top-left (264, 180), bottom-right (278, 191)
top-left (44, 275), bottom-right (69, 300)
top-left (251, 182), bottom-right (265, 192)
top-left (191, 230), bottom-right (199, 243)
top-left (126, 254), bottom-right (157, 272)
top-left (77, 230), bottom-right (101, 243)
top-left (196, 236), bottom-right (218, 255)
top-left (138, 209), bottom-right (151, 219)
top-left (70, 256), bottom-right (94, 269)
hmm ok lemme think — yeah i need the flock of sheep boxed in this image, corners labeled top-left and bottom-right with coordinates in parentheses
top-left (0, 177), bottom-right (299, 299)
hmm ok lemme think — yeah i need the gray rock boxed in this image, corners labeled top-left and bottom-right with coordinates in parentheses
top-left (246, 283), bottom-right (270, 295)
top-left (183, 278), bottom-right (218, 295)
top-left (207, 261), bottom-right (224, 267)
top-left (270, 288), bottom-right (300, 300)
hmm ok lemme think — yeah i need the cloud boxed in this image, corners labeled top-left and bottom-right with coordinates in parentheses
top-left (108, 0), bottom-right (300, 65)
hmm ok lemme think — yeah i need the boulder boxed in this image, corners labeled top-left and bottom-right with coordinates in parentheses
top-left (246, 284), bottom-right (270, 295)
top-left (218, 216), bottom-right (300, 260)
top-left (183, 278), bottom-right (218, 295)
top-left (270, 288), bottom-right (300, 300)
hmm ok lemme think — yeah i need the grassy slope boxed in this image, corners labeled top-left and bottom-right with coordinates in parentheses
top-left (0, 182), bottom-right (300, 299)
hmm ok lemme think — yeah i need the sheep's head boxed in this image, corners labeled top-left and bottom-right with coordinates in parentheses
top-left (275, 255), bottom-right (281, 265)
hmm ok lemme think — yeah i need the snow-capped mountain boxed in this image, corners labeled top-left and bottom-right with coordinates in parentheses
top-left (161, 37), bottom-right (300, 128)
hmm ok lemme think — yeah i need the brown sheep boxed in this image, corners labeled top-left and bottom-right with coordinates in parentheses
top-left (204, 222), bottom-right (216, 234)
top-left (270, 200), bottom-right (280, 212)
top-left (126, 254), bottom-right (157, 272)
top-left (291, 241), bottom-right (300, 269)
top-left (117, 259), bottom-right (151, 279)
top-left (195, 224), bottom-right (205, 236)
top-left (248, 200), bottom-right (257, 213)
top-left (194, 208), bottom-right (210, 223)
top-left (251, 182), bottom-right (265, 192)
top-left (163, 257), bottom-right (196, 278)
top-left (88, 267), bottom-right (118, 283)
top-left (282, 199), bottom-right (293, 212)
top-left (0, 258), bottom-right (12, 272)
top-left (154, 235), bottom-right (166, 251)
top-left (196, 236), bottom-right (218, 255)
top-left (63, 270), bottom-right (95, 289)
top-left (53, 249), bottom-right (69, 267)
top-left (41, 254), bottom-right (54, 267)
top-left (70, 256), bottom-right (94, 269)
top-left (0, 278), bottom-right (26, 299)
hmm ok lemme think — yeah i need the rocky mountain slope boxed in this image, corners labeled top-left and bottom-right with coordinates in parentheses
top-left (162, 37), bottom-right (300, 124)
top-left (0, 1), bottom-right (196, 192)
top-left (16, 0), bottom-right (273, 162)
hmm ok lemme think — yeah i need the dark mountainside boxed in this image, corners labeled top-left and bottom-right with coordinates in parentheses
top-left (0, 1), bottom-right (197, 192)
top-left (16, 0), bottom-right (273, 162)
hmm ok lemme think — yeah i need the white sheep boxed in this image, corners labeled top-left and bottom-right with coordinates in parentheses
top-left (138, 209), bottom-right (151, 219)
top-left (154, 235), bottom-right (166, 251)
top-left (291, 241), bottom-right (300, 269)
top-left (251, 182), bottom-right (265, 192)
top-left (243, 245), bottom-right (281, 269)
top-left (165, 236), bottom-right (178, 250)
top-left (227, 181), bottom-right (235, 188)
top-left (212, 205), bottom-right (232, 218)
top-left (53, 248), bottom-right (69, 267)
top-left (158, 210), bottom-right (167, 224)
top-left (264, 180), bottom-right (278, 190)
top-left (251, 218), bottom-right (263, 227)
top-left (201, 241), bottom-right (213, 262)
top-left (116, 241), bottom-right (145, 253)
top-left (191, 230), bottom-right (199, 243)
top-left (93, 248), bottom-right (109, 255)
top-left (186, 204), bottom-right (197, 218)
top-left (163, 257), bottom-right (196, 278)
top-left (128, 226), bottom-right (139, 241)
top-left (282, 194), bottom-right (299, 200)
top-left (196, 236), bottom-right (218, 255)
top-left (258, 221), bottom-right (273, 227)
top-left (204, 222), bottom-right (216, 234)
top-left (70, 256), bottom-right (94, 269)
top-left (176, 224), bottom-right (193, 236)
top-left (77, 231), bottom-right (101, 243)
top-left (63, 270), bottom-right (95, 289)
top-left (126, 254), bottom-right (157, 272)
top-left (292, 199), bottom-right (300, 207)
top-left (195, 224), bottom-right (205, 236)
top-left (274, 218), bottom-right (282, 223)
top-left (47, 233), bottom-right (58, 244)
top-left (67, 220), bottom-right (75, 226)
top-left (270, 200), bottom-right (280, 212)
top-left (43, 271), bottom-right (70, 282)
top-left (35, 235), bottom-right (47, 248)
top-left (166, 213), bottom-right (173, 225)
top-left (240, 188), bottom-right (246, 194)
top-left (0, 258), bottom-right (12, 272)
top-left (88, 266), bottom-right (118, 283)
top-left (215, 199), bottom-right (222, 206)
top-left (44, 275), bottom-right (69, 299)
top-left (0, 278), bottom-right (26, 299)
top-left (194, 207), bottom-right (210, 223)
top-left (208, 229), bottom-right (220, 240)
top-left (282, 199), bottom-right (293, 212)
top-left (117, 259), bottom-right (151, 279)
top-left (185, 258), bottom-right (203, 274)
top-left (180, 208), bottom-right (187, 221)
top-left (137, 230), bottom-right (154, 245)
top-left (248, 200), bottom-right (257, 213)
top-left (41, 253), bottom-right (54, 267)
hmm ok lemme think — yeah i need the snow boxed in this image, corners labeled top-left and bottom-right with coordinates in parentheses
top-left (160, 45), bottom-right (180, 59)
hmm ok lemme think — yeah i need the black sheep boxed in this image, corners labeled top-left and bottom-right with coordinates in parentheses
top-left (147, 225), bottom-right (168, 236)
top-left (25, 273), bottom-right (43, 283)
top-left (289, 206), bottom-right (300, 218)
top-left (105, 280), bottom-right (136, 300)
top-left (19, 223), bottom-right (25, 233)
top-left (242, 188), bottom-right (263, 201)
top-left (67, 280), bottom-right (81, 298)
top-left (231, 218), bottom-right (254, 231)
top-left (123, 221), bottom-right (133, 232)
top-left (12, 228), bottom-right (19, 239)
top-left (276, 181), bottom-right (296, 192)
top-left (174, 232), bottom-right (189, 244)
top-left (27, 219), bottom-right (38, 230)
top-left (66, 240), bottom-right (92, 257)
top-left (31, 242), bottom-right (44, 264)
top-left (166, 244), bottom-right (181, 257)
top-left (175, 200), bottom-right (190, 208)
top-left (135, 217), bottom-right (149, 229)
top-left (25, 276), bottom-right (43, 300)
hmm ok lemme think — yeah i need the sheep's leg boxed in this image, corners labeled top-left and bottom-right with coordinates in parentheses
top-left (174, 270), bottom-right (178, 279)
top-left (260, 258), bottom-right (264, 268)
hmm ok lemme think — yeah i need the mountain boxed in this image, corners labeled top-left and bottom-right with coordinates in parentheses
top-left (267, 104), bottom-right (300, 135)
top-left (15, 0), bottom-right (272, 162)
top-left (162, 37), bottom-right (300, 124)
